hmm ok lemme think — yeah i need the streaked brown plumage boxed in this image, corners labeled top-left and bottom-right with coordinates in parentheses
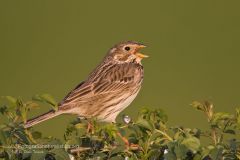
top-left (24, 41), bottom-right (148, 128)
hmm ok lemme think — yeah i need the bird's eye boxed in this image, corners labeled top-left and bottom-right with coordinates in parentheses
top-left (124, 46), bottom-right (131, 51)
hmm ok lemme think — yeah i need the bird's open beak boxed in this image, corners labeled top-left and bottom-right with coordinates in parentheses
top-left (135, 45), bottom-right (149, 58)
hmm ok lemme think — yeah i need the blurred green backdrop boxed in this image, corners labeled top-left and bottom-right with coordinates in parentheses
top-left (1, 1), bottom-right (240, 140)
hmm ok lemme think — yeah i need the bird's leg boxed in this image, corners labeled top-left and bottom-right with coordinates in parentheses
top-left (116, 132), bottom-right (129, 146)
top-left (77, 116), bottom-right (94, 134)
top-left (116, 132), bottom-right (140, 150)
top-left (111, 122), bottom-right (128, 145)
top-left (87, 121), bottom-right (94, 133)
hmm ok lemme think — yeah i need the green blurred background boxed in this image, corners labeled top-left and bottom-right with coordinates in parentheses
top-left (0, 1), bottom-right (240, 140)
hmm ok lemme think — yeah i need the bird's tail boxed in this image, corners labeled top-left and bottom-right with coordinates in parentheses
top-left (24, 110), bottom-right (62, 128)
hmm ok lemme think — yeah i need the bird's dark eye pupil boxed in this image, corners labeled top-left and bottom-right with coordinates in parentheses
top-left (124, 46), bottom-right (130, 51)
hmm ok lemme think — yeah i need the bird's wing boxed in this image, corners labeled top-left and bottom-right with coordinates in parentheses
top-left (58, 81), bottom-right (87, 106)
top-left (93, 63), bottom-right (137, 94)
top-left (59, 63), bottom-right (139, 108)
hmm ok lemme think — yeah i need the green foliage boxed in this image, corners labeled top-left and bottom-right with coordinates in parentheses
top-left (32, 94), bottom-right (58, 111)
top-left (0, 96), bottom-right (239, 160)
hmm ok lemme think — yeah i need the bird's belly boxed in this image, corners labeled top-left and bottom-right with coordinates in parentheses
top-left (65, 87), bottom-right (142, 123)
top-left (102, 88), bottom-right (141, 122)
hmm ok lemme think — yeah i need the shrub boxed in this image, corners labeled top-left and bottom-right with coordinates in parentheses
top-left (0, 95), bottom-right (239, 160)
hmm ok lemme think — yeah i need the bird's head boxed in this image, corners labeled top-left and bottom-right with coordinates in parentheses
top-left (107, 41), bottom-right (148, 64)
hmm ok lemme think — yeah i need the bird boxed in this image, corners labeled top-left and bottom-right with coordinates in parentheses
top-left (24, 41), bottom-right (148, 129)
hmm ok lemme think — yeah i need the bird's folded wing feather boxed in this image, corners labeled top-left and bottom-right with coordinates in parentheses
top-left (58, 63), bottom-right (138, 108)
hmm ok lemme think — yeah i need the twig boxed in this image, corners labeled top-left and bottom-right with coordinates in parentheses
top-left (155, 129), bottom-right (173, 141)
top-left (211, 128), bottom-right (218, 145)
top-left (70, 147), bottom-right (91, 154)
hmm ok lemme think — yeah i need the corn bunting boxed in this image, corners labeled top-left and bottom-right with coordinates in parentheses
top-left (24, 41), bottom-right (148, 128)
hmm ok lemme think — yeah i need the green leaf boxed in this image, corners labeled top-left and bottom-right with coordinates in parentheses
top-left (191, 101), bottom-right (204, 111)
top-left (140, 108), bottom-right (149, 114)
top-left (118, 128), bottom-right (126, 137)
top-left (49, 148), bottom-right (70, 160)
top-left (74, 123), bottom-right (86, 129)
top-left (92, 152), bottom-right (108, 159)
top-left (110, 146), bottom-right (125, 156)
top-left (237, 153), bottom-right (240, 160)
top-left (236, 108), bottom-right (240, 128)
top-left (109, 156), bottom-right (124, 160)
top-left (0, 130), bottom-right (7, 144)
top-left (32, 95), bottom-right (43, 102)
top-left (40, 94), bottom-right (57, 106)
top-left (212, 112), bottom-right (233, 123)
top-left (146, 149), bottom-right (161, 159)
top-left (193, 153), bottom-right (202, 160)
top-left (26, 102), bottom-right (40, 110)
top-left (31, 131), bottom-right (42, 139)
top-left (32, 94), bottom-right (58, 111)
top-left (209, 146), bottom-right (223, 160)
top-left (30, 150), bottom-right (47, 160)
top-left (3, 96), bottom-right (17, 106)
top-left (174, 144), bottom-right (188, 159)
top-left (1, 96), bottom-right (19, 114)
top-left (224, 129), bottom-right (235, 134)
top-left (0, 106), bottom-right (7, 115)
top-left (164, 151), bottom-right (177, 160)
top-left (128, 133), bottom-right (138, 145)
top-left (229, 139), bottom-right (238, 151)
top-left (136, 118), bottom-right (154, 131)
top-left (200, 147), bottom-right (212, 160)
top-left (14, 129), bottom-right (30, 144)
top-left (20, 107), bottom-right (27, 123)
top-left (181, 136), bottom-right (201, 152)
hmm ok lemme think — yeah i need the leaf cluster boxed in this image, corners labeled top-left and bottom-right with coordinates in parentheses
top-left (0, 96), bottom-right (239, 160)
